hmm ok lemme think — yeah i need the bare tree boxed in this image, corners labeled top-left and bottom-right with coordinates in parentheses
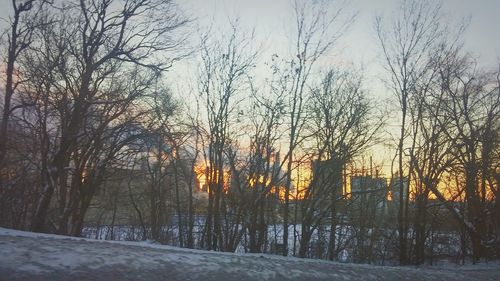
top-left (404, 34), bottom-right (466, 263)
top-left (18, 0), bottom-right (189, 234)
top-left (375, 0), bottom-right (444, 264)
top-left (278, 0), bottom-right (355, 256)
top-left (0, 0), bottom-right (46, 180)
top-left (138, 86), bottom-right (178, 241)
top-left (198, 22), bottom-right (257, 251)
top-left (297, 69), bottom-right (382, 259)
top-left (239, 78), bottom-right (285, 253)
top-left (431, 52), bottom-right (500, 262)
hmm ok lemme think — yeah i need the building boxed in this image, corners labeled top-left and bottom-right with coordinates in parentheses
top-left (350, 176), bottom-right (387, 200)
top-left (349, 175), bottom-right (389, 216)
top-left (389, 176), bottom-right (409, 202)
top-left (311, 157), bottom-right (343, 199)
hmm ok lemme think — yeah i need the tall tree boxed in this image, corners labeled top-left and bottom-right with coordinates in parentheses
top-left (243, 78), bottom-right (285, 253)
top-left (432, 52), bottom-right (500, 262)
top-left (198, 23), bottom-right (257, 251)
top-left (280, 0), bottom-right (355, 256)
top-left (26, 0), bottom-right (188, 234)
top-left (0, 0), bottom-right (45, 173)
top-left (375, 0), bottom-right (443, 264)
top-left (298, 69), bottom-right (382, 259)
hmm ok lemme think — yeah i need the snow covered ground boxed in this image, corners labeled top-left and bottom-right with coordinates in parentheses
top-left (0, 227), bottom-right (499, 281)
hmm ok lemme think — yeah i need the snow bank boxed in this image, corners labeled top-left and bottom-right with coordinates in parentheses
top-left (0, 227), bottom-right (498, 281)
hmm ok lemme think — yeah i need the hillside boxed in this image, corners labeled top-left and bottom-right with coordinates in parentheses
top-left (0, 227), bottom-right (498, 281)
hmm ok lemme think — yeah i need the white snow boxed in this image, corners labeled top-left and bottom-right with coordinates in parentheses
top-left (0, 227), bottom-right (499, 281)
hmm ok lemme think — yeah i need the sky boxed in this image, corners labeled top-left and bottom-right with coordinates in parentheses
top-left (165, 0), bottom-right (500, 112)
top-left (1, 0), bottom-right (499, 172)
top-left (1, 0), bottom-right (498, 98)
top-left (177, 0), bottom-right (500, 63)
top-left (1, 0), bottom-right (498, 89)
top-left (173, 0), bottom-right (500, 86)
top-left (170, 0), bottom-right (500, 171)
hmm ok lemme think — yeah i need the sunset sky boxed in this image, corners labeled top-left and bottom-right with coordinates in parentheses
top-left (175, 0), bottom-right (499, 174)
top-left (1, 0), bottom-right (499, 174)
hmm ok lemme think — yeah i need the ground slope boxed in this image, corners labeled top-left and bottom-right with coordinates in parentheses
top-left (0, 228), bottom-right (498, 281)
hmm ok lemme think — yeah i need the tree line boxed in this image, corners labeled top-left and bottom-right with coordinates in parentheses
top-left (0, 0), bottom-right (498, 265)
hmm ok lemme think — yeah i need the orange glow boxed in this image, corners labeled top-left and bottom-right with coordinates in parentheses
top-left (194, 158), bottom-right (497, 202)
top-left (193, 163), bottom-right (231, 193)
top-left (290, 165), bottom-right (312, 200)
top-left (194, 164), bottom-right (207, 191)
top-left (248, 174), bottom-right (271, 187)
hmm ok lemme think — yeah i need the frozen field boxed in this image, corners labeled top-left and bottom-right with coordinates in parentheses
top-left (0, 227), bottom-right (499, 281)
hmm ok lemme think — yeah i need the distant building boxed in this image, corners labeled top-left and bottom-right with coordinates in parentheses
top-left (311, 157), bottom-right (343, 199)
top-left (83, 145), bottom-right (205, 241)
top-left (350, 176), bottom-right (387, 202)
top-left (389, 176), bottom-right (409, 201)
top-left (347, 175), bottom-right (389, 260)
